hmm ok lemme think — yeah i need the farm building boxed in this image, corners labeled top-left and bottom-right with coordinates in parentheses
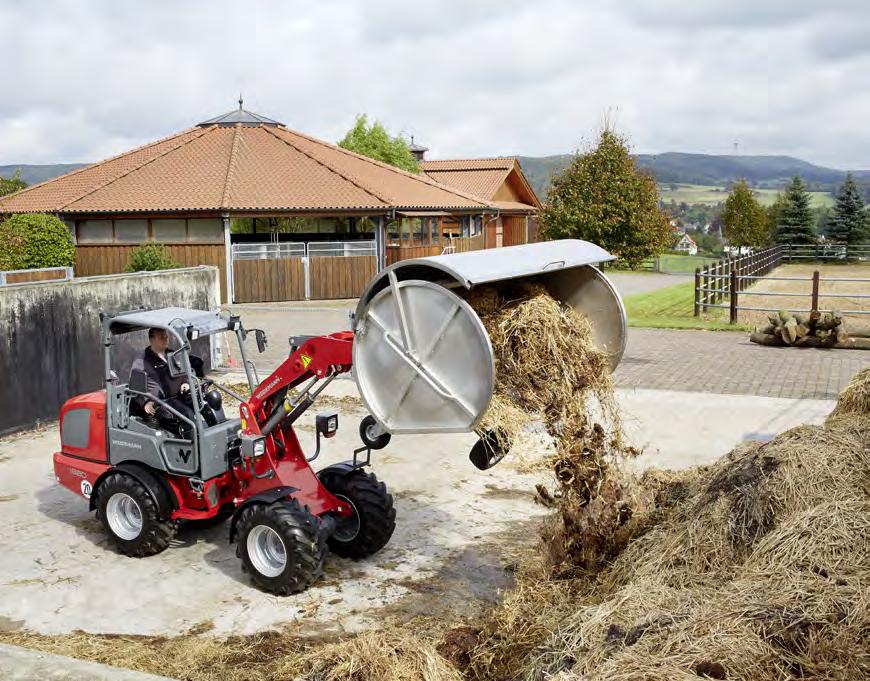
top-left (0, 105), bottom-right (539, 303)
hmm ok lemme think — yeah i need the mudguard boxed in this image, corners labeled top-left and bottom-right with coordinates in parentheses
top-left (228, 486), bottom-right (297, 543)
top-left (90, 461), bottom-right (178, 518)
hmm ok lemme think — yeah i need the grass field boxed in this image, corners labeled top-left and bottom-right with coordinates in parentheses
top-left (622, 280), bottom-right (748, 331)
top-left (737, 262), bottom-right (870, 328)
top-left (659, 183), bottom-right (835, 208)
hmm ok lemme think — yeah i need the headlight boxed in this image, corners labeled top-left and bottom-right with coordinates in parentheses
top-left (253, 439), bottom-right (266, 457)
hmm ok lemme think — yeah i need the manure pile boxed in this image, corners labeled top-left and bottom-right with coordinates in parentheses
top-left (467, 284), bottom-right (642, 574)
top-left (463, 367), bottom-right (870, 681)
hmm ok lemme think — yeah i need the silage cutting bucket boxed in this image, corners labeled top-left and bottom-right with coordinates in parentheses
top-left (352, 239), bottom-right (626, 435)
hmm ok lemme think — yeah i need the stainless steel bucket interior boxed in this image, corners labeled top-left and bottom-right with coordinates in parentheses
top-left (352, 239), bottom-right (626, 435)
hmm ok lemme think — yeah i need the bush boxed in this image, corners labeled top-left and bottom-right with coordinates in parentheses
top-left (0, 213), bottom-right (75, 270)
top-left (125, 243), bottom-right (180, 272)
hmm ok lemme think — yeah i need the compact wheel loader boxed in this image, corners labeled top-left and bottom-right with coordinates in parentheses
top-left (54, 240), bottom-right (625, 595)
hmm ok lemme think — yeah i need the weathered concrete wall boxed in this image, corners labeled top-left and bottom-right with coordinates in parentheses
top-left (0, 266), bottom-right (220, 436)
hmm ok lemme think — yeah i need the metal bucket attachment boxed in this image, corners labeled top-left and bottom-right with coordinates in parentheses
top-left (353, 239), bottom-right (626, 435)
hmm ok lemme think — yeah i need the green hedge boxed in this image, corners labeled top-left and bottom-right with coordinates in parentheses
top-left (125, 243), bottom-right (180, 272)
top-left (0, 213), bottom-right (75, 270)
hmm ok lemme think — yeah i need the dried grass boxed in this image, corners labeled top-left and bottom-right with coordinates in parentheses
top-left (467, 284), bottom-right (642, 575)
top-left (462, 380), bottom-right (870, 681)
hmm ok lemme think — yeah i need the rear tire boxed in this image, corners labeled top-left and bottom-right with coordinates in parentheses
top-left (320, 470), bottom-right (396, 559)
top-left (235, 499), bottom-right (327, 595)
top-left (97, 473), bottom-right (177, 557)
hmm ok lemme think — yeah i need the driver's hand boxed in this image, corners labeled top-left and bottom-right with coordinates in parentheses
top-left (180, 383), bottom-right (190, 395)
top-left (144, 401), bottom-right (157, 416)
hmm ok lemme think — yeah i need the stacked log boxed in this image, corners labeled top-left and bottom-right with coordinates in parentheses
top-left (750, 310), bottom-right (870, 349)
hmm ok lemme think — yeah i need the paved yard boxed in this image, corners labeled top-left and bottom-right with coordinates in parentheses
top-left (230, 303), bottom-right (868, 401)
top-left (616, 328), bottom-right (869, 400)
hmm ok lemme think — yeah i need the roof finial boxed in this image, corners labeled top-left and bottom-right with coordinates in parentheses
top-left (238, 93), bottom-right (243, 111)
top-left (411, 135), bottom-right (415, 145)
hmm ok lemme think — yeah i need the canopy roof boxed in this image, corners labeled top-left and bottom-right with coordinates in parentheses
top-left (0, 111), bottom-right (490, 216)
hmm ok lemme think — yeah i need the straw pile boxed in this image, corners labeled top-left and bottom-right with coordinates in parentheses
top-left (466, 284), bottom-right (643, 574)
top-left (461, 367), bottom-right (870, 681)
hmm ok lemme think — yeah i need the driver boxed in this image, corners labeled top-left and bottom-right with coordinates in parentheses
top-left (139, 327), bottom-right (204, 439)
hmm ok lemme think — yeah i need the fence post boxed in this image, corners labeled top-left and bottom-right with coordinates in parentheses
top-left (811, 270), bottom-right (820, 314)
top-left (694, 268), bottom-right (700, 317)
top-left (701, 265), bottom-right (708, 313)
top-left (730, 269), bottom-right (738, 324)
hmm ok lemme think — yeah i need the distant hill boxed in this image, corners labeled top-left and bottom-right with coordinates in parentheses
top-left (517, 153), bottom-right (870, 199)
top-left (0, 163), bottom-right (87, 186)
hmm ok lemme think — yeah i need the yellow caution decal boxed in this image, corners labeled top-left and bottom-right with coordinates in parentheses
top-left (300, 353), bottom-right (313, 369)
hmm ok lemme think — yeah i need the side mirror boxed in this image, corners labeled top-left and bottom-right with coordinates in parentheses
top-left (166, 347), bottom-right (188, 378)
top-left (129, 369), bottom-right (148, 393)
top-left (255, 329), bottom-right (268, 354)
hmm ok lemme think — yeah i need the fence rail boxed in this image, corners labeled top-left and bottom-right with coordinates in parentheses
top-left (0, 266), bottom-right (74, 285)
top-left (693, 243), bottom-right (870, 323)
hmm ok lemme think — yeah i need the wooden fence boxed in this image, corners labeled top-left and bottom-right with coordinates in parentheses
top-left (76, 243), bottom-right (227, 301)
top-left (233, 258), bottom-right (306, 302)
top-left (0, 266), bottom-right (73, 285)
top-left (694, 244), bottom-right (870, 323)
top-left (309, 255), bottom-right (377, 300)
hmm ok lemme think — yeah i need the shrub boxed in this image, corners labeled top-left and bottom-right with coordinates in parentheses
top-left (125, 243), bottom-right (180, 272)
top-left (0, 213), bottom-right (75, 270)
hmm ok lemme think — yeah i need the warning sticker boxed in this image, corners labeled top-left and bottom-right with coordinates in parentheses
top-left (80, 480), bottom-right (93, 499)
top-left (300, 354), bottom-right (313, 369)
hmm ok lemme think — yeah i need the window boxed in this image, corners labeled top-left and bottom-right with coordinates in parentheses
top-left (77, 220), bottom-right (113, 243)
top-left (152, 219), bottom-right (187, 242)
top-left (113, 219), bottom-right (148, 243)
top-left (188, 218), bottom-right (223, 243)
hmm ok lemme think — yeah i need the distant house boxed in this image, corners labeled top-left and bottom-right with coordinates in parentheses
top-left (675, 233), bottom-right (698, 256)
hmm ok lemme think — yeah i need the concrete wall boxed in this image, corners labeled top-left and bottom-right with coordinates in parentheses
top-left (0, 266), bottom-right (220, 436)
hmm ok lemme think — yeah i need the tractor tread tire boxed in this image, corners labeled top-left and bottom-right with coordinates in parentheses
top-left (322, 470), bottom-right (396, 560)
top-left (235, 499), bottom-right (326, 595)
top-left (96, 472), bottom-right (177, 557)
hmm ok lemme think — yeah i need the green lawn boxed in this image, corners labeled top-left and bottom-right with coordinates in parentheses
top-left (622, 280), bottom-right (750, 331)
top-left (658, 183), bottom-right (834, 209)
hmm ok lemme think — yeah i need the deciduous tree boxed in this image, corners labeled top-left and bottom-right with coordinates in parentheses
top-left (721, 179), bottom-right (769, 253)
top-left (540, 129), bottom-right (672, 268)
top-left (338, 115), bottom-right (419, 173)
top-left (0, 169), bottom-right (27, 197)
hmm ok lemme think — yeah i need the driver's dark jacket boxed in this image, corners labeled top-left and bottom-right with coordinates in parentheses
top-left (133, 347), bottom-right (204, 410)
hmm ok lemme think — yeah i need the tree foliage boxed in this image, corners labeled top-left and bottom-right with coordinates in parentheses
top-left (774, 176), bottom-right (816, 245)
top-left (0, 169), bottom-right (27, 197)
top-left (338, 114), bottom-right (419, 173)
top-left (125, 243), bottom-right (180, 272)
top-left (826, 173), bottom-right (868, 244)
top-left (721, 179), bottom-right (769, 252)
top-left (540, 129), bottom-right (672, 268)
top-left (0, 213), bottom-right (75, 270)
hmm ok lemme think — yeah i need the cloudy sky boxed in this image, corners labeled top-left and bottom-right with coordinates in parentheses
top-left (1, 0), bottom-right (869, 168)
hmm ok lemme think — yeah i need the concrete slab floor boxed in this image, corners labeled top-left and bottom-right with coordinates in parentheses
top-left (0, 643), bottom-right (174, 681)
top-left (0, 381), bottom-right (834, 641)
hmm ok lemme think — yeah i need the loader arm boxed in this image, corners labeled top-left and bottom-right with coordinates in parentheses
top-left (239, 331), bottom-right (354, 436)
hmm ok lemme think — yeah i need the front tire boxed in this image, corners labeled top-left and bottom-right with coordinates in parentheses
top-left (320, 470), bottom-right (396, 559)
top-left (235, 499), bottom-right (327, 595)
top-left (97, 473), bottom-right (177, 557)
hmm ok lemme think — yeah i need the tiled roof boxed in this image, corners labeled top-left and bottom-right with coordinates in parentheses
top-left (421, 157), bottom-right (516, 171)
top-left (0, 118), bottom-right (489, 215)
top-left (421, 157), bottom-right (541, 209)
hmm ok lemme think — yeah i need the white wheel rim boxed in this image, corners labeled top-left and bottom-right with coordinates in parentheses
top-left (365, 424), bottom-right (380, 442)
top-left (332, 495), bottom-right (361, 543)
top-left (247, 525), bottom-right (287, 577)
top-left (106, 493), bottom-right (143, 541)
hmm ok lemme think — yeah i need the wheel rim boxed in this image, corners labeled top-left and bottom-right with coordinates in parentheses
top-left (332, 495), bottom-right (361, 543)
top-left (247, 525), bottom-right (287, 577)
top-left (106, 493), bottom-right (144, 541)
top-left (365, 424), bottom-right (380, 442)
